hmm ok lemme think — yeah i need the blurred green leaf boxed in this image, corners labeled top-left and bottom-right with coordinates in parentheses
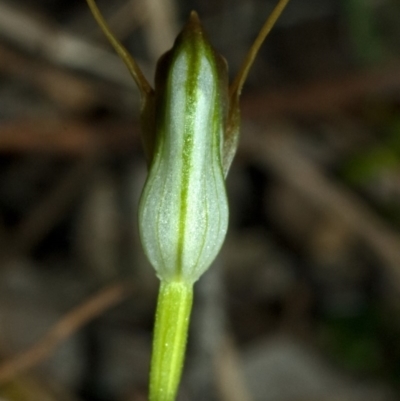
top-left (342, 146), bottom-right (399, 185)
top-left (319, 307), bottom-right (384, 374)
top-left (344, 0), bottom-right (386, 64)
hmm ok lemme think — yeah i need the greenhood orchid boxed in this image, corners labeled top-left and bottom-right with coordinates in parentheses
top-left (85, 1), bottom-right (291, 400)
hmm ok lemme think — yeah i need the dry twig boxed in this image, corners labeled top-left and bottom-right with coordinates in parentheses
top-left (0, 0), bottom-right (142, 86)
top-left (241, 124), bottom-right (400, 290)
top-left (141, 0), bottom-right (178, 61)
top-left (0, 43), bottom-right (99, 114)
top-left (0, 282), bottom-right (133, 384)
top-left (0, 119), bottom-right (138, 154)
top-left (241, 60), bottom-right (400, 118)
top-left (8, 158), bottom-right (95, 257)
top-left (215, 336), bottom-right (253, 401)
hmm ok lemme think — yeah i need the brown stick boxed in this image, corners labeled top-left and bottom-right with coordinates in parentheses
top-left (241, 124), bottom-right (400, 290)
top-left (0, 282), bottom-right (132, 384)
top-left (241, 60), bottom-right (400, 118)
top-left (9, 158), bottom-right (95, 257)
top-left (0, 119), bottom-right (138, 154)
top-left (215, 336), bottom-right (253, 401)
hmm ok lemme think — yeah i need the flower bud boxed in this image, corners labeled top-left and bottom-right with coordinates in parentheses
top-left (138, 12), bottom-right (229, 284)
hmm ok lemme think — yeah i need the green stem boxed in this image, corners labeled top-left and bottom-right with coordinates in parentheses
top-left (149, 280), bottom-right (194, 401)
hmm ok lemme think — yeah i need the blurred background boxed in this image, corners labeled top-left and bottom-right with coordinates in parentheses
top-left (0, 0), bottom-right (400, 400)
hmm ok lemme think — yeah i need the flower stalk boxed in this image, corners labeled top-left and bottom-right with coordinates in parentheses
top-left (149, 281), bottom-right (193, 401)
